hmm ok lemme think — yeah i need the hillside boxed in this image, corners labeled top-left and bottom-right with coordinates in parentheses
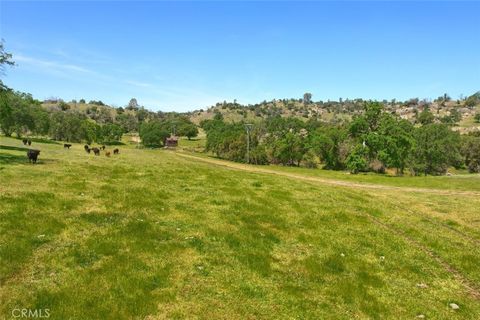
top-left (41, 92), bottom-right (480, 135)
top-left (41, 99), bottom-right (154, 126)
top-left (189, 93), bottom-right (480, 133)
top-left (3, 92), bottom-right (475, 176)
top-left (1, 136), bottom-right (480, 319)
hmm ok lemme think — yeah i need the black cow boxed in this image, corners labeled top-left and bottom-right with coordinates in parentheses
top-left (64, 144), bottom-right (72, 149)
top-left (113, 148), bottom-right (119, 155)
top-left (27, 139), bottom-right (32, 146)
top-left (22, 139), bottom-right (28, 145)
top-left (92, 147), bottom-right (100, 156)
top-left (27, 149), bottom-right (40, 164)
top-left (101, 145), bottom-right (106, 150)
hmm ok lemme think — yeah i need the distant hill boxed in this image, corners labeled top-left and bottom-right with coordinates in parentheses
top-left (42, 100), bottom-right (128, 122)
top-left (470, 91), bottom-right (480, 99)
top-left (42, 91), bottom-right (480, 134)
top-left (188, 93), bottom-right (480, 133)
top-left (40, 99), bottom-right (182, 132)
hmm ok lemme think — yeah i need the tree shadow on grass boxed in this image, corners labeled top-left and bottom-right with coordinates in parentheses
top-left (0, 152), bottom-right (57, 167)
top-left (0, 145), bottom-right (32, 152)
top-left (11, 137), bottom-right (61, 145)
top-left (0, 153), bottom-right (29, 166)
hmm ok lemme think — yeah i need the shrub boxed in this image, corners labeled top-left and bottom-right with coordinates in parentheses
top-left (409, 124), bottom-right (462, 175)
top-left (139, 121), bottom-right (169, 148)
top-left (302, 149), bottom-right (318, 168)
top-left (474, 113), bottom-right (480, 123)
top-left (346, 146), bottom-right (368, 174)
top-left (462, 136), bottom-right (480, 173)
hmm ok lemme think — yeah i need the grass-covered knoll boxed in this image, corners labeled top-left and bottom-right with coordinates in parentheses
top-left (1, 136), bottom-right (480, 319)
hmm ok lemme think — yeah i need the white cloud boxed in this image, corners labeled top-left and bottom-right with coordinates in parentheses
top-left (15, 54), bottom-right (94, 75)
top-left (11, 53), bottom-right (224, 111)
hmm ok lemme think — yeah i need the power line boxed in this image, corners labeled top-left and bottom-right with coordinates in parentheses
top-left (245, 123), bottom-right (253, 164)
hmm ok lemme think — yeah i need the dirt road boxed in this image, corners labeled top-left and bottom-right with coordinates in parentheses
top-left (176, 152), bottom-right (480, 197)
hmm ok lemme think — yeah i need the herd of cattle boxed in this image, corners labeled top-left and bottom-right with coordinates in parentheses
top-left (24, 139), bottom-right (120, 164)
top-left (84, 144), bottom-right (120, 157)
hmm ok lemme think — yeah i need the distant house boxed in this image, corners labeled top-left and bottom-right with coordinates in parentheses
top-left (165, 136), bottom-right (178, 148)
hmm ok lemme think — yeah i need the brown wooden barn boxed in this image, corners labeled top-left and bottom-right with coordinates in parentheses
top-left (165, 136), bottom-right (178, 148)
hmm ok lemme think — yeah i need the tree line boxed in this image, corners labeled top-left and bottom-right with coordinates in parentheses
top-left (201, 102), bottom-right (480, 175)
top-left (0, 88), bottom-right (198, 145)
top-left (0, 89), bottom-right (125, 144)
top-left (139, 116), bottom-right (198, 147)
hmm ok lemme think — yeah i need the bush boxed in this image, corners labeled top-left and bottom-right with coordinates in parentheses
top-left (59, 101), bottom-right (70, 111)
top-left (346, 146), bottom-right (368, 174)
top-left (249, 145), bottom-right (269, 165)
top-left (474, 113), bottom-right (480, 123)
top-left (462, 136), bottom-right (480, 173)
top-left (139, 121), bottom-right (169, 148)
top-left (302, 149), bottom-right (318, 168)
top-left (409, 124), bottom-right (462, 175)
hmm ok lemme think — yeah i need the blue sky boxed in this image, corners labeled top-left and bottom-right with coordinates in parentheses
top-left (1, 1), bottom-right (479, 112)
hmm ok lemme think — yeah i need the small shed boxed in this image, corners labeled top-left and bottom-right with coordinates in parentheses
top-left (165, 136), bottom-right (178, 148)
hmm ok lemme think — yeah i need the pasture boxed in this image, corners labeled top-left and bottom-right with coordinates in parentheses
top-left (1, 136), bottom-right (480, 319)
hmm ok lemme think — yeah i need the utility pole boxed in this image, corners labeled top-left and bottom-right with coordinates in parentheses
top-left (245, 124), bottom-right (253, 164)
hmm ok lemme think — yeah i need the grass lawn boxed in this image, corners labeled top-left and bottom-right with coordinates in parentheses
top-left (260, 163), bottom-right (480, 192)
top-left (1, 136), bottom-right (480, 319)
top-left (178, 149), bottom-right (480, 192)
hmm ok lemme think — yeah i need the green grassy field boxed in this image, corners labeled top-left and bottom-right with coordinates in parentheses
top-left (1, 136), bottom-right (480, 319)
top-left (177, 148), bottom-right (480, 192)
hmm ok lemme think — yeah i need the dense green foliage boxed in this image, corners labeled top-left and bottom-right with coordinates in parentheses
top-left (462, 134), bottom-right (480, 173)
top-left (0, 89), bottom-right (123, 143)
top-left (0, 89), bottom-right (198, 145)
top-left (139, 121), bottom-right (170, 147)
top-left (311, 125), bottom-right (349, 170)
top-left (203, 102), bottom-right (478, 176)
top-left (410, 124), bottom-right (462, 175)
top-left (139, 115), bottom-right (198, 147)
top-left (0, 90), bottom-right (48, 137)
top-left (416, 107), bottom-right (435, 125)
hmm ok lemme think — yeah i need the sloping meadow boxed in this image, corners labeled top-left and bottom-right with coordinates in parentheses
top-left (1, 136), bottom-right (479, 319)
